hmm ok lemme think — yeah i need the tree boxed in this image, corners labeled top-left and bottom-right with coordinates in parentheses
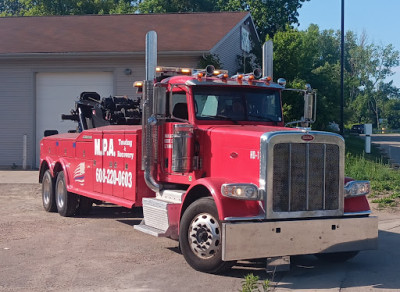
top-left (197, 54), bottom-right (223, 69)
top-left (271, 25), bottom-right (400, 131)
top-left (0, 0), bottom-right (26, 16)
top-left (0, 0), bottom-right (136, 16)
top-left (347, 37), bottom-right (400, 129)
top-left (272, 25), bottom-right (340, 129)
top-left (137, 0), bottom-right (217, 13)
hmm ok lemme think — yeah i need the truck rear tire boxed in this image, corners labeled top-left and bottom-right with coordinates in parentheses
top-left (55, 171), bottom-right (78, 217)
top-left (315, 251), bottom-right (359, 262)
top-left (179, 197), bottom-right (234, 273)
top-left (42, 170), bottom-right (57, 212)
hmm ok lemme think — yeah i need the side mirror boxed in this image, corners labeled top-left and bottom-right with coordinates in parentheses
top-left (304, 93), bottom-right (314, 121)
top-left (283, 82), bottom-right (317, 128)
top-left (302, 91), bottom-right (317, 127)
top-left (153, 85), bottom-right (166, 116)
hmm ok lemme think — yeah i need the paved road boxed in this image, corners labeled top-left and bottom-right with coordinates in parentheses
top-left (274, 211), bottom-right (400, 291)
top-left (371, 133), bottom-right (400, 166)
top-left (1, 170), bottom-right (400, 291)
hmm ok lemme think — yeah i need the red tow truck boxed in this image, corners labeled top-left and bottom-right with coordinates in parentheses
top-left (39, 31), bottom-right (377, 273)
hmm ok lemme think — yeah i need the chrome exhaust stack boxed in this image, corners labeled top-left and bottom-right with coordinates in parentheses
top-left (142, 31), bottom-right (162, 192)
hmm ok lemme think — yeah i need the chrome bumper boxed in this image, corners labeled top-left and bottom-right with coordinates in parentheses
top-left (222, 216), bottom-right (378, 261)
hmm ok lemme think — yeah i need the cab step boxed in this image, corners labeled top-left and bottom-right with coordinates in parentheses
top-left (134, 189), bottom-right (185, 240)
top-left (156, 189), bottom-right (185, 203)
top-left (134, 221), bottom-right (169, 237)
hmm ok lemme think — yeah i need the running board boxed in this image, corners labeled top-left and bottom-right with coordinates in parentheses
top-left (134, 190), bottom-right (185, 240)
top-left (134, 221), bottom-right (170, 237)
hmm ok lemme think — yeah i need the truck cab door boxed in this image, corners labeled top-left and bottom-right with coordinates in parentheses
top-left (162, 91), bottom-right (194, 176)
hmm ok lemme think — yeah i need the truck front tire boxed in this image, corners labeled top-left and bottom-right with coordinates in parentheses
top-left (55, 171), bottom-right (78, 217)
top-left (42, 170), bottom-right (57, 212)
top-left (179, 197), bottom-right (234, 273)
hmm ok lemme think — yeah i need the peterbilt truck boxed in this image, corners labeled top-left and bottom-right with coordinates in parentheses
top-left (39, 31), bottom-right (377, 273)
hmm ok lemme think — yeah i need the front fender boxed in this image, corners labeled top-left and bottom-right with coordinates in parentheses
top-left (344, 176), bottom-right (371, 213)
top-left (181, 177), bottom-right (263, 221)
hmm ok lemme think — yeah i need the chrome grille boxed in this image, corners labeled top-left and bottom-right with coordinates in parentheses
top-left (272, 143), bottom-right (340, 212)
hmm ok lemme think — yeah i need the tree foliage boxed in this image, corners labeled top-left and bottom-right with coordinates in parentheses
top-left (137, 0), bottom-right (310, 40)
top-left (272, 25), bottom-right (400, 130)
top-left (0, 0), bottom-right (136, 16)
top-left (136, 0), bottom-right (217, 13)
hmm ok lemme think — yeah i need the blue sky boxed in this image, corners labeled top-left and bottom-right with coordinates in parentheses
top-left (297, 0), bottom-right (400, 87)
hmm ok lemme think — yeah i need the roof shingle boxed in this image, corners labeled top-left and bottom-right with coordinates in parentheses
top-left (0, 12), bottom-right (250, 55)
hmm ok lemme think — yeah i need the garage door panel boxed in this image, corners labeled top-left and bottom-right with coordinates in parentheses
top-left (36, 72), bottom-right (113, 167)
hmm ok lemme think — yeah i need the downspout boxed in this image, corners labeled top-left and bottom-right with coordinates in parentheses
top-left (142, 31), bottom-right (162, 193)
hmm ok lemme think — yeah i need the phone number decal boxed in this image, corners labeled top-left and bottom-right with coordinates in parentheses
top-left (95, 168), bottom-right (133, 188)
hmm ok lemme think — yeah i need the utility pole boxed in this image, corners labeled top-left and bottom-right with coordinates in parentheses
top-left (340, 0), bottom-right (345, 135)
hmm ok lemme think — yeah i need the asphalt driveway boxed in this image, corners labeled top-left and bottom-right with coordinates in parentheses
top-left (0, 171), bottom-right (399, 291)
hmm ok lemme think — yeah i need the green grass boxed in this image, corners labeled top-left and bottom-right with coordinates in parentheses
top-left (345, 135), bottom-right (388, 164)
top-left (240, 274), bottom-right (271, 292)
top-left (345, 135), bottom-right (400, 208)
top-left (371, 192), bottom-right (400, 208)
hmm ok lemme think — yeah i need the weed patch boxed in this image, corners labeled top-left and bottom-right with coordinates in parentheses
top-left (345, 136), bottom-right (400, 210)
top-left (240, 273), bottom-right (271, 292)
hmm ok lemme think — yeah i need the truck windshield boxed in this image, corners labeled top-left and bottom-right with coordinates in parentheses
top-left (193, 87), bottom-right (282, 122)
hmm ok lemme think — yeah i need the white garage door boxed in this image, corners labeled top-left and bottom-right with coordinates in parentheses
top-left (36, 72), bottom-right (113, 166)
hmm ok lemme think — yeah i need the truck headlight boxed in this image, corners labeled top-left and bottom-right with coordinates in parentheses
top-left (344, 181), bottom-right (370, 198)
top-left (221, 183), bottom-right (260, 200)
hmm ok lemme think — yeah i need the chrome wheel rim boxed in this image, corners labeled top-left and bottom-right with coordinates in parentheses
top-left (42, 175), bottom-right (51, 206)
top-left (56, 179), bottom-right (65, 209)
top-left (188, 213), bottom-right (221, 259)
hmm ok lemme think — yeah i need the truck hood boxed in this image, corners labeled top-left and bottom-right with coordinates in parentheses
top-left (197, 125), bottom-right (298, 185)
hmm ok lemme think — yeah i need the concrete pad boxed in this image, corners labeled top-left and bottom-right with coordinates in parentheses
top-left (0, 170), bottom-right (39, 184)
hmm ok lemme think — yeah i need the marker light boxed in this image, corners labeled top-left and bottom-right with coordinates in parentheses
top-left (221, 183), bottom-right (260, 200)
top-left (344, 181), bottom-right (370, 198)
top-left (236, 74), bottom-right (243, 84)
top-left (133, 81), bottom-right (143, 87)
top-left (213, 69), bottom-right (228, 76)
top-left (133, 81), bottom-right (143, 93)
top-left (217, 73), bottom-right (228, 81)
top-left (181, 68), bottom-right (192, 74)
top-left (260, 76), bottom-right (272, 85)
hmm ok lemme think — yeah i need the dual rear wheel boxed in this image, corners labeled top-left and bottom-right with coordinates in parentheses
top-left (42, 170), bottom-right (92, 217)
